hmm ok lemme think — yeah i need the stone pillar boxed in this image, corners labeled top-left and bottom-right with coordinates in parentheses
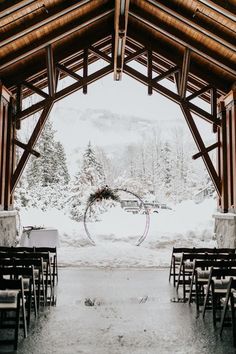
top-left (0, 210), bottom-right (17, 246)
top-left (214, 89), bottom-right (236, 247)
top-left (214, 213), bottom-right (236, 248)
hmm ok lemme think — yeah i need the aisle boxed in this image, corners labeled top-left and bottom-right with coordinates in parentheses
top-left (14, 269), bottom-right (234, 354)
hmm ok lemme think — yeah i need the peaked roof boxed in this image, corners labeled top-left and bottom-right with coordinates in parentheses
top-left (0, 0), bottom-right (235, 100)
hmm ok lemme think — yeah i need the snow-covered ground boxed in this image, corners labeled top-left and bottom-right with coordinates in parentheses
top-left (19, 198), bottom-right (217, 268)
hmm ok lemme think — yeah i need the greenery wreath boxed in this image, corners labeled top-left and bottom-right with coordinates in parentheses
top-left (88, 186), bottom-right (120, 204)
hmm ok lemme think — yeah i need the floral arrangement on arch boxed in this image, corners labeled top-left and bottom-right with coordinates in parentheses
top-left (87, 186), bottom-right (120, 204)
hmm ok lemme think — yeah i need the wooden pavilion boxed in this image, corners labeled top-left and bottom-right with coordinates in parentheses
top-left (0, 0), bottom-right (235, 245)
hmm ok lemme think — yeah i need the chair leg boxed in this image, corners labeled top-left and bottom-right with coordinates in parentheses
top-left (230, 294), bottom-right (236, 346)
top-left (21, 296), bottom-right (28, 338)
top-left (203, 280), bottom-right (212, 318)
top-left (188, 271), bottom-right (195, 304)
top-left (220, 293), bottom-right (230, 336)
top-left (169, 256), bottom-right (173, 283)
top-left (14, 297), bottom-right (21, 350)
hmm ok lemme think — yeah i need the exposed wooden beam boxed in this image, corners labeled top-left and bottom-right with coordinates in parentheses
top-left (83, 48), bottom-right (88, 95)
top-left (186, 84), bottom-right (212, 101)
top-left (22, 80), bottom-right (49, 99)
top-left (146, 0), bottom-right (236, 50)
top-left (89, 46), bottom-right (112, 63)
top-left (125, 48), bottom-right (147, 64)
top-left (0, 0), bottom-right (91, 47)
top-left (11, 103), bottom-right (54, 193)
top-left (128, 26), bottom-right (228, 94)
top-left (147, 49), bottom-right (153, 95)
top-left (13, 139), bottom-right (40, 158)
top-left (15, 64), bottom-right (113, 121)
top-left (123, 64), bottom-right (219, 125)
top-left (57, 63), bottom-right (82, 82)
top-left (15, 84), bottom-right (22, 130)
top-left (46, 45), bottom-right (56, 97)
top-left (129, 11), bottom-right (236, 77)
top-left (211, 87), bottom-right (218, 133)
top-left (0, 9), bottom-right (114, 70)
top-left (153, 66), bottom-right (179, 83)
top-left (207, 0), bottom-right (236, 15)
top-left (180, 48), bottom-right (191, 99)
top-left (114, 0), bottom-right (130, 80)
top-left (218, 102), bottom-right (228, 211)
top-left (4, 99), bottom-right (15, 210)
top-left (180, 101), bottom-right (221, 195)
top-left (0, 0), bottom-right (35, 18)
top-left (192, 142), bottom-right (219, 160)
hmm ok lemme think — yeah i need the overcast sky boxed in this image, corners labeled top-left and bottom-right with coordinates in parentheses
top-left (53, 72), bottom-right (183, 122)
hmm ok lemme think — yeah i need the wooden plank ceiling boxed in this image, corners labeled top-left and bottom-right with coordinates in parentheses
top-left (0, 0), bottom-right (235, 99)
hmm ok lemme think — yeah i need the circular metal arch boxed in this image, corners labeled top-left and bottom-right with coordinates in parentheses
top-left (83, 188), bottom-right (150, 246)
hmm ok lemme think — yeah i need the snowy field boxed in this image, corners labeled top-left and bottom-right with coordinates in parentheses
top-left (19, 198), bottom-right (217, 268)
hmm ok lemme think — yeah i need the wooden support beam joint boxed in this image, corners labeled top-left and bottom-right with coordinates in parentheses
top-left (192, 142), bottom-right (220, 160)
top-left (13, 139), bottom-right (40, 158)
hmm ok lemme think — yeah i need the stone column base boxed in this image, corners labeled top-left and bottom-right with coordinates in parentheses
top-left (214, 213), bottom-right (236, 248)
top-left (0, 210), bottom-right (17, 246)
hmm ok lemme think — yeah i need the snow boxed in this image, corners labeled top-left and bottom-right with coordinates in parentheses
top-left (19, 198), bottom-right (217, 268)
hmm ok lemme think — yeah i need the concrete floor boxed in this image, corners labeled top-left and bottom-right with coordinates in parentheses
top-left (0, 268), bottom-right (235, 354)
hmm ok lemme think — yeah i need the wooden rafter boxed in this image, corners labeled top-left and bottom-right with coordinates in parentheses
top-left (0, 8), bottom-right (114, 70)
top-left (0, 0), bottom-right (35, 18)
top-left (123, 64), bottom-right (219, 125)
top-left (15, 64), bottom-right (113, 121)
top-left (114, 0), bottom-right (130, 80)
top-left (145, 0), bottom-right (236, 50)
top-left (0, 0), bottom-right (91, 47)
top-left (11, 62), bottom-right (114, 193)
top-left (180, 101), bottom-right (221, 196)
top-left (129, 11), bottom-right (236, 77)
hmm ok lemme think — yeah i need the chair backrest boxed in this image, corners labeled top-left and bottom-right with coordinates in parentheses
top-left (172, 247), bottom-right (235, 255)
top-left (194, 259), bottom-right (236, 270)
top-left (0, 265), bottom-right (34, 278)
top-left (0, 278), bottom-right (23, 291)
top-left (182, 253), bottom-right (236, 262)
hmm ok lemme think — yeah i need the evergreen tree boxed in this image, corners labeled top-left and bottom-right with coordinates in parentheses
top-left (25, 119), bottom-right (70, 210)
top-left (70, 142), bottom-right (106, 221)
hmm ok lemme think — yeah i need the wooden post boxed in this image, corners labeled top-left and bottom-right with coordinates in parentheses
top-left (218, 100), bottom-right (228, 212)
top-left (0, 84), bottom-right (14, 210)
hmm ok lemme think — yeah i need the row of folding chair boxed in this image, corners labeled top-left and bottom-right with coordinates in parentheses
top-left (191, 264), bottom-right (236, 346)
top-left (0, 246), bottom-right (58, 304)
top-left (169, 247), bottom-right (236, 287)
top-left (0, 247), bottom-right (58, 350)
top-left (176, 253), bottom-right (236, 301)
top-left (0, 246), bottom-right (58, 291)
top-left (170, 249), bottom-right (236, 347)
top-left (0, 278), bottom-right (26, 350)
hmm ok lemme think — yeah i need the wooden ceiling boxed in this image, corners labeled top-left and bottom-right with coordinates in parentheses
top-left (0, 0), bottom-right (235, 99)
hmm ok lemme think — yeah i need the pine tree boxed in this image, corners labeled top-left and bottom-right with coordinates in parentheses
top-left (70, 142), bottom-right (106, 221)
top-left (25, 119), bottom-right (70, 210)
